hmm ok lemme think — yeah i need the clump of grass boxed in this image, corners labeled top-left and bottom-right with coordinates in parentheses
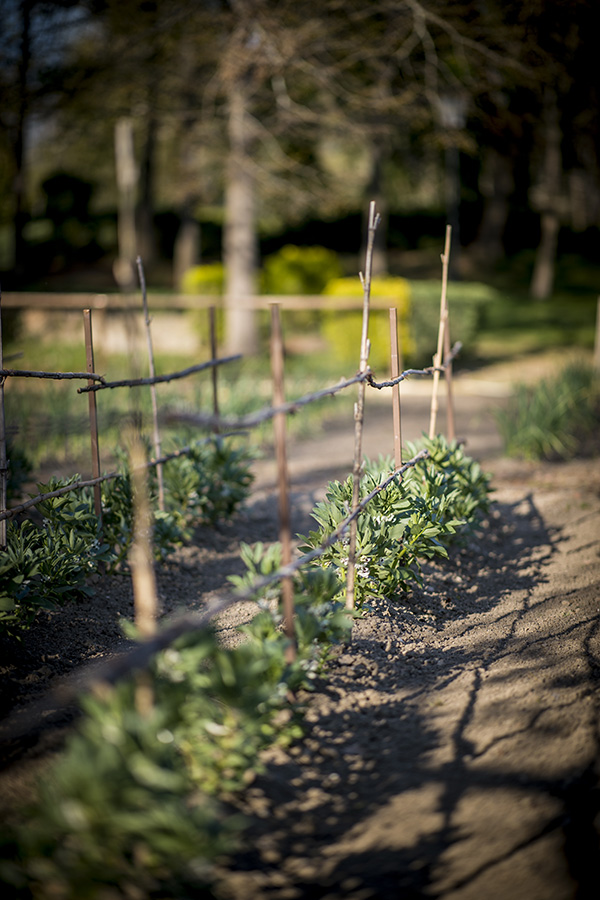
top-left (495, 362), bottom-right (600, 460)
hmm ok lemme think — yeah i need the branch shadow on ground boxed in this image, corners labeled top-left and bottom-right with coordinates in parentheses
top-left (223, 492), bottom-right (600, 899)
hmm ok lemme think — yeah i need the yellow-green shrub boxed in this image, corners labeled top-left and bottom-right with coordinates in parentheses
top-left (180, 263), bottom-right (225, 296)
top-left (321, 276), bottom-right (413, 372)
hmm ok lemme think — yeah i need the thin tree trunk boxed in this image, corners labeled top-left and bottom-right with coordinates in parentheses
top-left (362, 144), bottom-right (388, 277)
top-left (223, 83), bottom-right (258, 356)
top-left (173, 199), bottom-right (200, 289)
top-left (472, 147), bottom-right (513, 266)
top-left (531, 90), bottom-right (562, 300)
top-left (13, 0), bottom-right (32, 278)
top-left (137, 113), bottom-right (158, 266)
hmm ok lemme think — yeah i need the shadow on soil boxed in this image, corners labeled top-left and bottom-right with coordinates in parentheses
top-left (224, 493), bottom-right (600, 899)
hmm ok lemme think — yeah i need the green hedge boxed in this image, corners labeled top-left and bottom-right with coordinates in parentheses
top-left (321, 276), bottom-right (412, 371)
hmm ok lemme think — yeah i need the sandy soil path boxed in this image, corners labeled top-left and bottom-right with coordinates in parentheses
top-left (1, 359), bottom-right (599, 900)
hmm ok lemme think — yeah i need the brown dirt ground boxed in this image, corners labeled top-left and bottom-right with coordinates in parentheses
top-left (1, 355), bottom-right (600, 899)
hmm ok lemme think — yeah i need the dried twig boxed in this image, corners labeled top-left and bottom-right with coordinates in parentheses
top-left (1, 368), bottom-right (106, 382)
top-left (77, 356), bottom-right (241, 393)
top-left (367, 342), bottom-right (462, 389)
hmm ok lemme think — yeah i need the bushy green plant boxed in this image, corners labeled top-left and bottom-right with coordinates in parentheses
top-left (261, 245), bottom-right (342, 295)
top-left (401, 435), bottom-right (492, 531)
top-left (297, 436), bottom-right (491, 606)
top-left (163, 436), bottom-right (255, 534)
top-left (180, 262), bottom-right (225, 296)
top-left (494, 362), bottom-right (600, 460)
top-left (0, 478), bottom-right (110, 635)
top-left (321, 276), bottom-right (412, 371)
top-left (299, 468), bottom-right (461, 606)
top-left (1, 573), bottom-right (351, 897)
top-left (0, 664), bottom-right (237, 899)
top-left (0, 438), bottom-right (255, 634)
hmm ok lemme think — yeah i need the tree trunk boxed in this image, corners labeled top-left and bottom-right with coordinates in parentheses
top-left (362, 144), bottom-right (388, 277)
top-left (136, 113), bottom-right (158, 267)
top-left (223, 83), bottom-right (258, 356)
top-left (472, 147), bottom-right (513, 266)
top-left (173, 197), bottom-right (200, 289)
top-left (13, 0), bottom-right (32, 279)
top-left (531, 90), bottom-right (562, 300)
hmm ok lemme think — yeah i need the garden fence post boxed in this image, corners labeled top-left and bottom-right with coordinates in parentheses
top-left (270, 303), bottom-right (296, 662)
top-left (210, 306), bottom-right (220, 430)
top-left (389, 307), bottom-right (403, 469)
top-left (443, 303), bottom-right (456, 441)
top-left (136, 256), bottom-right (164, 510)
top-left (429, 224), bottom-right (452, 439)
top-left (347, 201), bottom-right (380, 611)
top-left (0, 290), bottom-right (7, 549)
top-left (83, 309), bottom-right (103, 523)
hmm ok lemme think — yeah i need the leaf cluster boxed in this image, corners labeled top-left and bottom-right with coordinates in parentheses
top-left (1, 569), bottom-right (351, 898)
top-left (299, 435), bottom-right (491, 607)
top-left (0, 437), bottom-right (255, 636)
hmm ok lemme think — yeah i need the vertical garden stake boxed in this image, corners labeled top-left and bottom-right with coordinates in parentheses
top-left (210, 306), bottom-right (220, 430)
top-left (429, 225), bottom-right (452, 439)
top-left (129, 434), bottom-right (158, 717)
top-left (83, 309), bottom-right (103, 523)
top-left (0, 291), bottom-right (7, 549)
top-left (443, 304), bottom-right (456, 441)
top-left (270, 303), bottom-right (296, 662)
top-left (347, 201), bottom-right (380, 611)
top-left (136, 256), bottom-right (164, 510)
top-left (389, 307), bottom-right (403, 469)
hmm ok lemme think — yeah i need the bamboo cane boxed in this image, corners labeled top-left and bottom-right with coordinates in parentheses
top-left (347, 201), bottom-right (380, 611)
top-left (270, 303), bottom-right (296, 661)
top-left (429, 225), bottom-right (452, 439)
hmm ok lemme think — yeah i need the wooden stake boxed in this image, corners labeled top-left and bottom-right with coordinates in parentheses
top-left (443, 306), bottom-right (456, 441)
top-left (389, 307), bottom-right (403, 469)
top-left (270, 304), bottom-right (296, 662)
top-left (429, 225), bottom-right (452, 439)
top-left (83, 309), bottom-right (102, 522)
top-left (347, 201), bottom-right (380, 611)
top-left (210, 306), bottom-right (220, 429)
top-left (136, 256), bottom-right (164, 510)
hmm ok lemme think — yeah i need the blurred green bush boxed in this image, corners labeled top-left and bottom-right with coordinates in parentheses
top-left (321, 276), bottom-right (412, 372)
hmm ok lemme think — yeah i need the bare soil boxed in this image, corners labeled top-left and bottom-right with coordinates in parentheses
top-left (1, 360), bottom-right (599, 899)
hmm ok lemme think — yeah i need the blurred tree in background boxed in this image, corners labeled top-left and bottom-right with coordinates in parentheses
top-left (0, 0), bottom-right (598, 351)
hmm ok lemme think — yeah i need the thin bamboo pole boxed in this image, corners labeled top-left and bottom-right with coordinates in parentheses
top-left (389, 307), bottom-right (403, 469)
top-left (83, 310), bottom-right (103, 521)
top-left (443, 309), bottom-right (456, 441)
top-left (136, 256), bottom-right (164, 510)
top-left (347, 201), bottom-right (380, 611)
top-left (429, 225), bottom-right (452, 439)
top-left (210, 306), bottom-right (220, 430)
top-left (128, 434), bottom-right (158, 717)
top-left (270, 304), bottom-right (296, 662)
top-left (0, 291), bottom-right (7, 550)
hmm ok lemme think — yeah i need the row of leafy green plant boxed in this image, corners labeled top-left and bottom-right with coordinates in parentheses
top-left (1, 435), bottom-right (491, 899)
top-left (0, 436), bottom-right (255, 636)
